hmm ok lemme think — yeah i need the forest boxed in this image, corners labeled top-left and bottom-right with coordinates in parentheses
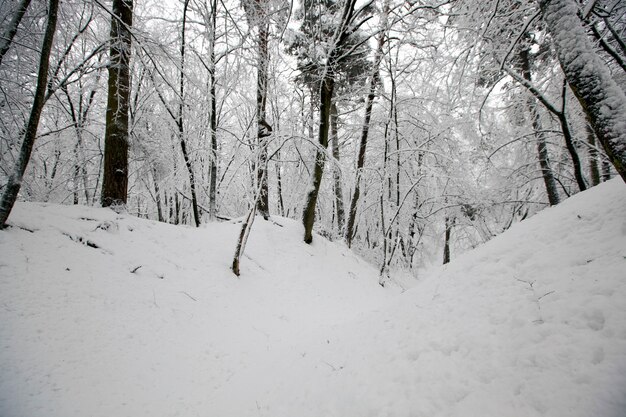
top-left (1, 0), bottom-right (626, 414)
top-left (0, 0), bottom-right (625, 273)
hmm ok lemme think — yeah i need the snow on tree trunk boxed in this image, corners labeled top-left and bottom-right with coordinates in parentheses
top-left (540, 0), bottom-right (626, 183)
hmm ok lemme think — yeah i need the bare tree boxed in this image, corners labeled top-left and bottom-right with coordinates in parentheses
top-left (0, 0), bottom-right (60, 228)
top-left (177, 0), bottom-right (201, 226)
top-left (345, 0), bottom-right (388, 247)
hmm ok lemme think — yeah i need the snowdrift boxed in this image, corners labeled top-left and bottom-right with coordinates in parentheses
top-left (1, 179), bottom-right (625, 417)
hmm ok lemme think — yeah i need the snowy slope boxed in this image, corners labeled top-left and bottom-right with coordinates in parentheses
top-left (1, 179), bottom-right (625, 417)
top-left (0, 203), bottom-right (395, 417)
top-left (265, 179), bottom-right (626, 417)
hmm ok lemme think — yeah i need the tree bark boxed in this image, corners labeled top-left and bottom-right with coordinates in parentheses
top-left (255, 9), bottom-right (270, 220)
top-left (101, 0), bottom-right (133, 208)
top-left (443, 216), bottom-right (453, 265)
top-left (0, 0), bottom-right (32, 67)
top-left (0, 0), bottom-right (59, 228)
top-left (177, 0), bottom-right (200, 227)
top-left (176, 0), bottom-right (200, 227)
top-left (519, 46), bottom-right (560, 205)
top-left (345, 3), bottom-right (387, 246)
top-left (586, 122), bottom-right (601, 186)
top-left (330, 102), bottom-right (344, 234)
top-left (557, 81), bottom-right (586, 191)
top-left (303, 77), bottom-right (334, 243)
top-left (243, 0), bottom-right (271, 219)
top-left (345, 64), bottom-right (380, 246)
top-left (540, 0), bottom-right (626, 183)
top-left (207, 0), bottom-right (218, 221)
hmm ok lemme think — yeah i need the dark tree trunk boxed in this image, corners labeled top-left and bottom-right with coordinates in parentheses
top-left (207, 0), bottom-right (218, 220)
top-left (345, 67), bottom-right (380, 247)
top-left (0, 0), bottom-right (32, 67)
top-left (63, 82), bottom-right (97, 205)
top-left (151, 166), bottom-right (164, 222)
top-left (255, 12), bottom-right (270, 220)
top-left (557, 81), bottom-right (587, 191)
top-left (540, 0), bottom-right (626, 183)
top-left (177, 0), bottom-right (200, 227)
top-left (556, 111), bottom-right (587, 191)
top-left (345, 13), bottom-right (387, 247)
top-left (276, 150), bottom-right (285, 216)
top-left (443, 216), bottom-right (453, 265)
top-left (330, 102), bottom-right (344, 233)
top-left (0, 0), bottom-right (59, 228)
top-left (519, 46), bottom-right (560, 205)
top-left (101, 0), bottom-right (133, 208)
top-left (301, 0), bottom-right (360, 243)
top-left (303, 77), bottom-right (334, 243)
top-left (243, 0), bottom-right (271, 219)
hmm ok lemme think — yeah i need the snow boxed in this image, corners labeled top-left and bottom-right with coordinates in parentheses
top-left (1, 179), bottom-right (626, 417)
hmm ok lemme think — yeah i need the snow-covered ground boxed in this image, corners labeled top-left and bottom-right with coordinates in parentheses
top-left (1, 179), bottom-right (625, 417)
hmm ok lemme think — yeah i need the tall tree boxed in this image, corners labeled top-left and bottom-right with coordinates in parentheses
top-left (300, 0), bottom-right (364, 243)
top-left (101, 0), bottom-right (133, 207)
top-left (540, 0), bottom-right (626, 183)
top-left (243, 0), bottom-right (272, 219)
top-left (0, 0), bottom-right (60, 228)
top-left (288, 0), bottom-right (371, 243)
top-left (330, 102), bottom-right (344, 233)
top-left (517, 44), bottom-right (561, 205)
top-left (206, 0), bottom-right (219, 220)
top-left (345, 0), bottom-right (388, 247)
top-left (177, 0), bottom-right (201, 227)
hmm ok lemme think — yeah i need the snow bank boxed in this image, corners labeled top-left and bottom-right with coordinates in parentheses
top-left (1, 179), bottom-right (625, 417)
top-left (0, 203), bottom-right (393, 417)
top-left (268, 179), bottom-right (626, 417)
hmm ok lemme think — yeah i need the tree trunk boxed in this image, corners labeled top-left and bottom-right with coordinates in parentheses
top-left (345, 67), bottom-right (380, 247)
top-left (345, 4), bottom-right (387, 246)
top-left (557, 81), bottom-right (586, 191)
top-left (0, 0), bottom-right (59, 228)
top-left (586, 122), bottom-right (601, 186)
top-left (556, 111), bottom-right (587, 191)
top-left (232, 168), bottom-right (267, 276)
top-left (330, 102), bottom-right (344, 234)
top-left (151, 166), bottom-right (164, 222)
top-left (302, 77), bottom-right (334, 243)
top-left (540, 0), bottom-right (626, 183)
top-left (177, 0), bottom-right (200, 227)
top-left (519, 46), bottom-right (560, 205)
top-left (207, 0), bottom-right (218, 221)
top-left (255, 11), bottom-right (271, 220)
top-left (276, 150), bottom-right (285, 216)
top-left (101, 0), bottom-right (133, 208)
top-left (602, 159), bottom-right (612, 181)
top-left (443, 216), bottom-right (453, 265)
top-left (0, 0), bottom-right (32, 67)
top-left (63, 83), bottom-right (97, 205)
